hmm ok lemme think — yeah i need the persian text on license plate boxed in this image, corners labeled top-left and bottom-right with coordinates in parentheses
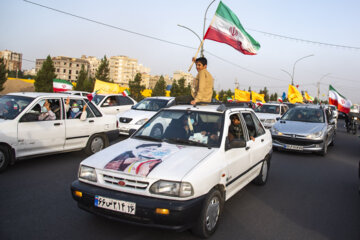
top-left (284, 144), bottom-right (304, 150)
top-left (95, 195), bottom-right (136, 215)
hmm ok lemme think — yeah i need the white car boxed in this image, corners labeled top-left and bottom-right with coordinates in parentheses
top-left (71, 104), bottom-right (273, 238)
top-left (92, 94), bottom-right (137, 115)
top-left (0, 92), bottom-right (118, 172)
top-left (117, 96), bottom-right (175, 135)
top-left (63, 90), bottom-right (90, 97)
top-left (254, 103), bottom-right (289, 128)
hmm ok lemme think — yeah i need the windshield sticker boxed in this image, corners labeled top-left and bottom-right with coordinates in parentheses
top-left (104, 143), bottom-right (181, 176)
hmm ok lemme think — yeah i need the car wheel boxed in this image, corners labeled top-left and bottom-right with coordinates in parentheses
top-left (329, 134), bottom-right (335, 146)
top-left (192, 189), bottom-right (223, 238)
top-left (150, 124), bottom-right (163, 138)
top-left (84, 133), bottom-right (109, 155)
top-left (319, 141), bottom-right (328, 156)
top-left (253, 159), bottom-right (269, 185)
top-left (0, 145), bottom-right (11, 173)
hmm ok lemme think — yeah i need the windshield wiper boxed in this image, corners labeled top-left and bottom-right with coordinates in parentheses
top-left (133, 135), bottom-right (163, 142)
top-left (164, 138), bottom-right (211, 148)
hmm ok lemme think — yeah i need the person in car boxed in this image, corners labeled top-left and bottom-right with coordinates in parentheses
top-left (38, 100), bottom-right (56, 121)
top-left (228, 115), bottom-right (244, 142)
top-left (65, 97), bottom-right (87, 121)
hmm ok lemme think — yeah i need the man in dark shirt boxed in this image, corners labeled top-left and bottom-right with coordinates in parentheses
top-left (228, 114), bottom-right (243, 141)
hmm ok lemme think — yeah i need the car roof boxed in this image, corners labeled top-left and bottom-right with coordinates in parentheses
top-left (64, 90), bottom-right (90, 94)
top-left (261, 103), bottom-right (283, 106)
top-left (167, 103), bottom-right (253, 113)
top-left (142, 96), bottom-right (175, 101)
top-left (7, 92), bottom-right (85, 99)
top-left (293, 104), bottom-right (323, 109)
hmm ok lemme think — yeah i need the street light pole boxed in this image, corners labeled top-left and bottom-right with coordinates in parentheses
top-left (177, 24), bottom-right (203, 49)
top-left (281, 69), bottom-right (293, 83)
top-left (317, 73), bottom-right (331, 100)
top-left (202, 0), bottom-right (216, 57)
top-left (291, 54), bottom-right (314, 85)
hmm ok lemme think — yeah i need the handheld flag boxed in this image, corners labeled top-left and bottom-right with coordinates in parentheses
top-left (122, 89), bottom-right (130, 97)
top-left (204, 1), bottom-right (260, 55)
top-left (277, 97), bottom-right (283, 103)
top-left (288, 85), bottom-right (303, 104)
top-left (282, 92), bottom-right (286, 101)
top-left (329, 85), bottom-right (352, 113)
top-left (53, 79), bottom-right (73, 92)
top-left (87, 90), bottom-right (99, 101)
top-left (251, 91), bottom-right (265, 103)
top-left (304, 92), bottom-right (314, 102)
top-left (234, 89), bottom-right (250, 101)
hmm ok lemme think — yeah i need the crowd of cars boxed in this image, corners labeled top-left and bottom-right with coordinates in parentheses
top-left (0, 91), bottom-right (356, 238)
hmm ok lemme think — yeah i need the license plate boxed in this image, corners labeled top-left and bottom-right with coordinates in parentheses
top-left (119, 127), bottom-right (129, 132)
top-left (95, 195), bottom-right (136, 215)
top-left (284, 144), bottom-right (303, 150)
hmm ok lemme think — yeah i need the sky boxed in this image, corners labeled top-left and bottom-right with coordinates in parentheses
top-left (1, 0), bottom-right (359, 103)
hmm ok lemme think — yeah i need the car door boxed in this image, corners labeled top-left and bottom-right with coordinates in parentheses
top-left (223, 113), bottom-right (251, 195)
top-left (16, 97), bottom-right (65, 157)
top-left (64, 98), bottom-right (95, 150)
top-left (116, 95), bottom-right (135, 114)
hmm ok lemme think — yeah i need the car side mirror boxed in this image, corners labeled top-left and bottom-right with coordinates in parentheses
top-left (225, 137), bottom-right (246, 151)
top-left (276, 117), bottom-right (281, 121)
top-left (129, 129), bottom-right (137, 136)
top-left (329, 119), bottom-right (336, 125)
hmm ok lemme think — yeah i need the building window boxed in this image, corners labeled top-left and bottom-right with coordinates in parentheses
top-left (68, 76), bottom-right (71, 80)
top-left (76, 70), bottom-right (78, 74)
top-left (63, 69), bottom-right (66, 73)
top-left (64, 62), bottom-right (66, 65)
top-left (57, 69), bottom-right (59, 72)
top-left (69, 70), bottom-right (72, 74)
top-left (69, 63), bottom-right (72, 67)
top-left (77, 64), bottom-right (79, 67)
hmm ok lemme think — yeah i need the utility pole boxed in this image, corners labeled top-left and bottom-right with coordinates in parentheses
top-left (234, 78), bottom-right (239, 89)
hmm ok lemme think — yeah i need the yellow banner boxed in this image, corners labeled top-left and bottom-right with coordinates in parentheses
top-left (141, 89), bottom-right (152, 98)
top-left (8, 77), bottom-right (35, 84)
top-left (234, 89), bottom-right (250, 101)
top-left (93, 79), bottom-right (121, 94)
top-left (251, 91), bottom-right (265, 103)
top-left (288, 85), bottom-right (303, 103)
top-left (304, 91), bottom-right (313, 102)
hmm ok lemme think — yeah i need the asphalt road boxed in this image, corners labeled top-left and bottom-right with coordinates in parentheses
top-left (1, 120), bottom-right (359, 240)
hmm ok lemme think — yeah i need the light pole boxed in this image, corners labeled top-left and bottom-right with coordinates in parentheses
top-left (317, 73), bottom-right (331, 100)
top-left (291, 54), bottom-right (314, 85)
top-left (281, 69), bottom-right (293, 83)
top-left (177, 24), bottom-right (203, 56)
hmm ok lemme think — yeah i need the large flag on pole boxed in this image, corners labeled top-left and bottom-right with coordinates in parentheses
top-left (329, 85), bottom-right (352, 113)
top-left (304, 92), bottom-right (314, 102)
top-left (203, 1), bottom-right (260, 55)
top-left (251, 91), bottom-right (265, 103)
top-left (234, 89), bottom-right (250, 101)
top-left (53, 79), bottom-right (73, 92)
top-left (288, 85), bottom-right (303, 103)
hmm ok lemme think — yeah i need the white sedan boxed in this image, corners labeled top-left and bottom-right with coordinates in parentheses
top-left (0, 92), bottom-right (118, 172)
top-left (91, 94), bottom-right (137, 115)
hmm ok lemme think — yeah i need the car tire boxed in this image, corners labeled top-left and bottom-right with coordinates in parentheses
top-left (84, 133), bottom-right (109, 155)
top-left (150, 124), bottom-right (163, 138)
top-left (253, 159), bottom-right (269, 185)
top-left (329, 134), bottom-right (335, 146)
top-left (319, 141), bottom-right (328, 156)
top-left (192, 189), bottom-right (223, 238)
top-left (0, 145), bottom-right (11, 173)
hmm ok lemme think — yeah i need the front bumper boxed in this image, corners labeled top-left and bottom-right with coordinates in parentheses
top-left (272, 135), bottom-right (324, 152)
top-left (118, 123), bottom-right (140, 135)
top-left (71, 180), bottom-right (205, 231)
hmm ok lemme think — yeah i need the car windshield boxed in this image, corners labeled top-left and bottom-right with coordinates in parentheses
top-left (132, 99), bottom-right (169, 111)
top-left (255, 104), bottom-right (280, 114)
top-left (92, 95), bottom-right (105, 105)
top-left (0, 95), bottom-right (34, 120)
top-left (282, 108), bottom-right (324, 123)
top-left (133, 110), bottom-right (224, 148)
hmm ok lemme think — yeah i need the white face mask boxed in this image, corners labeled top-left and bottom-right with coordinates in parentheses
top-left (72, 108), bottom-right (79, 113)
top-left (41, 106), bottom-right (48, 113)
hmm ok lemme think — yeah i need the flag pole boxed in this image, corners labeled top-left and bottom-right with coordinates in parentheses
top-left (188, 39), bottom-right (205, 72)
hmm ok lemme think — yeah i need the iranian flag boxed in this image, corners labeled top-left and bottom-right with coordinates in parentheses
top-left (329, 85), bottom-right (352, 113)
top-left (204, 1), bottom-right (260, 55)
top-left (122, 89), bottom-right (130, 97)
top-left (53, 79), bottom-right (73, 92)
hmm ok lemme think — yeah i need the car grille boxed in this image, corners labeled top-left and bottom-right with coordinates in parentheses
top-left (272, 136), bottom-right (323, 146)
top-left (119, 117), bottom-right (132, 123)
top-left (102, 174), bottom-right (149, 190)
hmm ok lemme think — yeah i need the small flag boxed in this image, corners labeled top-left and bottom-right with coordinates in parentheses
top-left (203, 1), bottom-right (260, 55)
top-left (277, 97), bottom-right (283, 103)
top-left (227, 97), bottom-right (233, 102)
top-left (122, 89), bottom-right (130, 97)
top-left (329, 85), bottom-right (352, 113)
top-left (87, 90), bottom-right (99, 101)
top-left (282, 92), bottom-right (286, 101)
top-left (53, 79), bottom-right (73, 92)
top-left (304, 92), bottom-right (314, 102)
top-left (251, 91), bottom-right (265, 103)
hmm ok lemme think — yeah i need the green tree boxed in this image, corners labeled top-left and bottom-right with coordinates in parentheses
top-left (170, 80), bottom-right (179, 97)
top-left (186, 83), bottom-right (192, 96)
top-left (177, 78), bottom-right (187, 96)
top-left (274, 92), bottom-right (278, 101)
top-left (84, 77), bottom-right (95, 92)
top-left (261, 87), bottom-right (269, 102)
top-left (152, 75), bottom-right (166, 96)
top-left (212, 90), bottom-right (217, 101)
top-left (74, 65), bottom-right (88, 91)
top-left (0, 58), bottom-right (7, 91)
top-left (218, 90), bottom-right (225, 102)
top-left (34, 55), bottom-right (56, 92)
top-left (95, 55), bottom-right (110, 82)
top-left (129, 73), bottom-right (145, 101)
top-left (226, 89), bottom-right (233, 101)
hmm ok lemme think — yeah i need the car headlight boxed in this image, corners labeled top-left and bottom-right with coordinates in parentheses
top-left (265, 119), bottom-right (276, 124)
top-left (271, 127), bottom-right (283, 136)
top-left (79, 165), bottom-right (97, 182)
top-left (149, 180), bottom-right (194, 197)
top-left (135, 118), bottom-right (149, 125)
top-left (306, 131), bottom-right (323, 139)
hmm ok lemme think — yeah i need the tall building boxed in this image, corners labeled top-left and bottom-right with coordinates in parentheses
top-left (0, 50), bottom-right (22, 71)
top-left (109, 55), bottom-right (151, 87)
top-left (36, 56), bottom-right (90, 83)
top-left (149, 75), bottom-right (171, 89)
top-left (81, 55), bottom-right (100, 78)
top-left (173, 70), bottom-right (194, 87)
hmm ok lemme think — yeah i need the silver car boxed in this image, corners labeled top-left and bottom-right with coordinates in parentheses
top-left (271, 105), bottom-right (336, 156)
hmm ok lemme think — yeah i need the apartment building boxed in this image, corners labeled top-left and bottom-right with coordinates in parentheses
top-left (36, 56), bottom-right (90, 83)
top-left (173, 70), bottom-right (194, 87)
top-left (81, 55), bottom-right (100, 78)
top-left (0, 50), bottom-right (22, 71)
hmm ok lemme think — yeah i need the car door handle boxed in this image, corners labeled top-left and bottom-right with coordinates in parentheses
top-left (89, 120), bottom-right (94, 123)
top-left (246, 146), bottom-right (250, 150)
top-left (261, 139), bottom-right (264, 142)
top-left (116, 109), bottom-right (120, 111)
top-left (54, 123), bottom-right (61, 126)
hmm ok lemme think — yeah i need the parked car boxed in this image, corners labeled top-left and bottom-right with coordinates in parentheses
top-left (63, 90), bottom-right (90, 97)
top-left (117, 96), bottom-right (175, 135)
top-left (254, 103), bottom-right (289, 128)
top-left (71, 103), bottom-right (273, 238)
top-left (91, 94), bottom-right (137, 115)
top-left (0, 92), bottom-right (118, 172)
top-left (271, 105), bottom-right (336, 156)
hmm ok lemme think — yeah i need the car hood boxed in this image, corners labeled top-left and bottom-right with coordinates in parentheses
top-left (82, 138), bottom-right (215, 180)
top-left (255, 113), bottom-right (280, 120)
top-left (273, 120), bottom-right (325, 135)
top-left (117, 109), bottom-right (156, 122)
